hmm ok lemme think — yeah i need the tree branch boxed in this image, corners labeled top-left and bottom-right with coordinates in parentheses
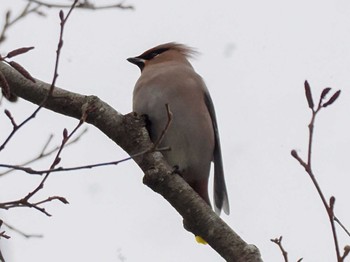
top-left (0, 128), bottom-right (88, 177)
top-left (292, 82), bottom-right (347, 262)
top-left (270, 236), bottom-right (289, 262)
top-left (27, 0), bottom-right (134, 10)
top-left (0, 3), bottom-right (43, 45)
top-left (2, 221), bottom-right (43, 239)
top-left (0, 61), bottom-right (262, 261)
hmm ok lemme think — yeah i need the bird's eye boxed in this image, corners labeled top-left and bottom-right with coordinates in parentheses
top-left (149, 52), bottom-right (160, 59)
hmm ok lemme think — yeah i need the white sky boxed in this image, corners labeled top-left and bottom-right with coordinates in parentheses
top-left (1, 0), bottom-right (350, 261)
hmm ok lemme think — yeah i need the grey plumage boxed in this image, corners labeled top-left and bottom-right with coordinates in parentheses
top-left (128, 42), bottom-right (229, 215)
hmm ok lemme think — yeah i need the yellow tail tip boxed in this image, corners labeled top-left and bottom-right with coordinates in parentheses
top-left (195, 236), bottom-right (208, 245)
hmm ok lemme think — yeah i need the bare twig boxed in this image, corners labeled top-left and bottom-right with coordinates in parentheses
top-left (2, 221), bottom-right (43, 238)
top-left (271, 236), bottom-right (303, 262)
top-left (27, 0), bottom-right (134, 10)
top-left (0, 103), bottom-right (171, 175)
top-left (0, 128), bottom-right (88, 177)
top-left (271, 236), bottom-right (289, 262)
top-left (23, 118), bottom-right (84, 211)
top-left (0, 232), bottom-right (9, 240)
top-left (0, 0), bottom-right (78, 151)
top-left (0, 1), bottom-right (133, 45)
top-left (0, 194), bottom-right (68, 214)
top-left (153, 103), bottom-right (173, 149)
top-left (0, 118), bottom-right (83, 216)
top-left (291, 81), bottom-right (347, 262)
top-left (0, 247), bottom-right (4, 262)
top-left (0, 220), bottom-right (7, 262)
top-left (334, 216), bottom-right (350, 238)
top-left (0, 1), bottom-right (79, 219)
top-left (0, 145), bottom-right (170, 175)
top-left (0, 220), bottom-right (10, 240)
top-left (0, 3), bottom-right (43, 45)
top-left (341, 246), bottom-right (350, 261)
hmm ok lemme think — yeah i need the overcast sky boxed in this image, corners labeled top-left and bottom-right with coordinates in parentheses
top-left (1, 0), bottom-right (350, 261)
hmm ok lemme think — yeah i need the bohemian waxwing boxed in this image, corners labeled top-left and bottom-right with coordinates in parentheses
top-left (127, 42), bottom-right (229, 215)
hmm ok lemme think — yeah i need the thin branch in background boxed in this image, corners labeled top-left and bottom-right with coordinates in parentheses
top-left (0, 195), bottom-right (68, 216)
top-left (271, 236), bottom-right (303, 262)
top-left (0, 1), bottom-right (81, 226)
top-left (0, 232), bottom-right (9, 240)
top-left (20, 117), bottom-right (85, 216)
top-left (0, 105), bottom-right (171, 176)
top-left (0, 144), bottom-right (170, 176)
top-left (0, 0), bottom-right (78, 152)
top-left (341, 246), bottom-right (350, 261)
top-left (291, 81), bottom-right (347, 262)
top-left (152, 103), bottom-right (173, 149)
top-left (27, 0), bottom-right (134, 10)
top-left (0, 220), bottom-right (10, 240)
top-left (271, 236), bottom-right (289, 262)
top-left (0, 128), bottom-right (88, 177)
top-left (0, 2), bottom-right (79, 249)
top-left (0, 3), bottom-right (44, 45)
top-left (334, 217), bottom-right (350, 238)
top-left (0, 220), bottom-right (10, 262)
top-left (0, 220), bottom-right (8, 262)
top-left (0, 222), bottom-right (7, 262)
top-left (2, 221), bottom-right (43, 238)
top-left (0, 117), bottom-right (83, 216)
top-left (0, 1), bottom-right (133, 46)
top-left (0, 1), bottom-right (133, 261)
top-left (49, 3), bottom-right (76, 96)
top-left (0, 247), bottom-right (4, 262)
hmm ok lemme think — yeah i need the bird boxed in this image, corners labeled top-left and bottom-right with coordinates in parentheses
top-left (127, 42), bottom-right (229, 215)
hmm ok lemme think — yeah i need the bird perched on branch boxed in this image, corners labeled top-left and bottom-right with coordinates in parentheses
top-left (127, 42), bottom-right (229, 215)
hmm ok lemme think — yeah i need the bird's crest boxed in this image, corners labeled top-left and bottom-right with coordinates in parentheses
top-left (139, 42), bottom-right (198, 59)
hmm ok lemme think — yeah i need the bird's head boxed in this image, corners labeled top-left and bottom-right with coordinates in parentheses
top-left (127, 42), bottom-right (197, 71)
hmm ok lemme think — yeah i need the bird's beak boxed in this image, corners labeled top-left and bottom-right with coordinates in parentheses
top-left (127, 57), bottom-right (146, 72)
top-left (127, 57), bottom-right (143, 65)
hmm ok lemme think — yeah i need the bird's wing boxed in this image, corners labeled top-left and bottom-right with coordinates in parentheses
top-left (203, 85), bottom-right (230, 215)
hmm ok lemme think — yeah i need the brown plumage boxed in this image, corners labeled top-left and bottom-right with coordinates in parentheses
top-left (139, 42), bottom-right (198, 58)
top-left (128, 42), bottom-right (230, 215)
